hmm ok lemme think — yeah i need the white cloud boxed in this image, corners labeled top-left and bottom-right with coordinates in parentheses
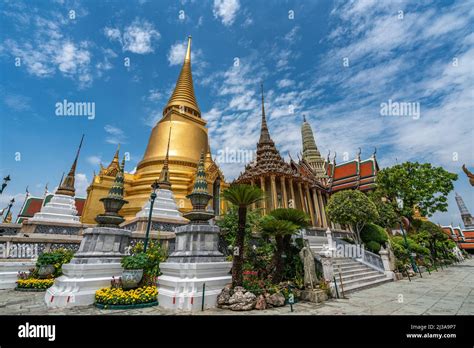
top-left (167, 40), bottom-right (203, 66)
top-left (213, 0), bottom-right (240, 26)
top-left (104, 125), bottom-right (126, 144)
top-left (277, 79), bottom-right (295, 88)
top-left (104, 19), bottom-right (160, 54)
top-left (75, 173), bottom-right (89, 197)
top-left (86, 156), bottom-right (102, 166)
top-left (3, 93), bottom-right (31, 111)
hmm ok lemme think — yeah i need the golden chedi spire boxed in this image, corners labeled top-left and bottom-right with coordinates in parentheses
top-left (301, 115), bottom-right (327, 178)
top-left (163, 36), bottom-right (201, 118)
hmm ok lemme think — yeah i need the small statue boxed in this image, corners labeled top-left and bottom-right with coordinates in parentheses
top-left (299, 239), bottom-right (319, 289)
top-left (462, 164), bottom-right (474, 186)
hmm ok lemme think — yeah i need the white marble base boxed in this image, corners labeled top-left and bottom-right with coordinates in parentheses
top-left (45, 262), bottom-right (123, 308)
top-left (158, 262), bottom-right (231, 311)
top-left (30, 194), bottom-right (81, 224)
top-left (0, 261), bottom-right (36, 289)
top-left (136, 189), bottom-right (187, 222)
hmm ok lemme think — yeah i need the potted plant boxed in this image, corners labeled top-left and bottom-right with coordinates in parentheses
top-left (121, 253), bottom-right (148, 289)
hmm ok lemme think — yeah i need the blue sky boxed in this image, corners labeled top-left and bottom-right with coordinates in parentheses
top-left (0, 0), bottom-right (473, 226)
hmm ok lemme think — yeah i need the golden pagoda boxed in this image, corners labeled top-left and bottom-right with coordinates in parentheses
top-left (81, 36), bottom-right (226, 224)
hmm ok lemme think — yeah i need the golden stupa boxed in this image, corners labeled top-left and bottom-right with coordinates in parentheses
top-left (81, 36), bottom-right (227, 223)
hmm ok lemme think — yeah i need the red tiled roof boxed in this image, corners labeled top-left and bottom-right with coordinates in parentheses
top-left (360, 161), bottom-right (375, 178)
top-left (333, 161), bottom-right (357, 180)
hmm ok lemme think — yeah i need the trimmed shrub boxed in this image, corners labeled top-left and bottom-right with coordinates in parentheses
top-left (366, 241), bottom-right (381, 254)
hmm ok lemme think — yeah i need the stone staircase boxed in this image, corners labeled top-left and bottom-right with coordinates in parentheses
top-left (332, 258), bottom-right (391, 294)
top-left (306, 235), bottom-right (392, 294)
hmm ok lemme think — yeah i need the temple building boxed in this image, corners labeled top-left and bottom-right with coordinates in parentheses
top-left (454, 192), bottom-right (474, 229)
top-left (81, 36), bottom-right (226, 224)
top-left (235, 85), bottom-right (379, 229)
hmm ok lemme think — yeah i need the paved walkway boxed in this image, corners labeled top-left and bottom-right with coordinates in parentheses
top-left (1, 259), bottom-right (472, 315)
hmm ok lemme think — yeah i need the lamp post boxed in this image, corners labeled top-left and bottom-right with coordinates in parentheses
top-left (0, 175), bottom-right (11, 194)
top-left (3, 198), bottom-right (14, 223)
top-left (396, 198), bottom-right (418, 272)
top-left (143, 180), bottom-right (160, 253)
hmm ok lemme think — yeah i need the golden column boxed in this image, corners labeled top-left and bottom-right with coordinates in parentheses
top-left (305, 184), bottom-right (316, 226)
top-left (297, 182), bottom-right (306, 213)
top-left (270, 175), bottom-right (278, 210)
top-left (312, 188), bottom-right (321, 227)
top-left (260, 176), bottom-right (267, 215)
top-left (317, 191), bottom-right (328, 228)
top-left (289, 178), bottom-right (296, 209)
top-left (280, 177), bottom-right (288, 208)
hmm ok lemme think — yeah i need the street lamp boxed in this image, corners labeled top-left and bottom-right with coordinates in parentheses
top-left (143, 180), bottom-right (160, 252)
top-left (3, 198), bottom-right (15, 223)
top-left (0, 175), bottom-right (11, 194)
top-left (396, 198), bottom-right (418, 272)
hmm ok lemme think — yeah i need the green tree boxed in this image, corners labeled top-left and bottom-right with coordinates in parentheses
top-left (259, 217), bottom-right (298, 284)
top-left (368, 191), bottom-right (399, 228)
top-left (221, 184), bottom-right (264, 288)
top-left (326, 190), bottom-right (379, 243)
top-left (376, 162), bottom-right (457, 220)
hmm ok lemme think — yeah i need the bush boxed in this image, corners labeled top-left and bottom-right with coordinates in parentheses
top-left (366, 241), bottom-right (381, 254)
top-left (95, 286), bottom-right (157, 305)
top-left (17, 278), bottom-right (54, 289)
top-left (361, 223), bottom-right (388, 244)
top-left (36, 249), bottom-right (74, 277)
top-left (130, 241), bottom-right (167, 278)
top-left (121, 253), bottom-right (149, 270)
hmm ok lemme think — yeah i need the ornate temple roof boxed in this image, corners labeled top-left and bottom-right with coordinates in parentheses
top-left (163, 36), bottom-right (201, 118)
top-left (236, 85), bottom-right (298, 183)
top-left (100, 145), bottom-right (121, 177)
top-left (442, 225), bottom-right (474, 250)
top-left (325, 151), bottom-right (379, 192)
top-left (16, 195), bottom-right (85, 223)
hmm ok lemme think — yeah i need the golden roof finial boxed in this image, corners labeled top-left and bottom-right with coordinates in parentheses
top-left (185, 35), bottom-right (192, 61)
top-left (163, 35), bottom-right (200, 118)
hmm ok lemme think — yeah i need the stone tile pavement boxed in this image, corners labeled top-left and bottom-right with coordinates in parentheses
top-left (0, 259), bottom-right (472, 315)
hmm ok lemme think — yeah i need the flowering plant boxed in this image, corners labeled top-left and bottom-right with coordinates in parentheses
top-left (95, 286), bottom-right (158, 305)
top-left (17, 278), bottom-right (54, 289)
top-left (242, 270), bottom-right (274, 295)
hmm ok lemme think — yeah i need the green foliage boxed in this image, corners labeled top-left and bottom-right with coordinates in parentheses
top-left (269, 208), bottom-right (310, 228)
top-left (391, 235), bottom-right (431, 270)
top-left (131, 241), bottom-right (167, 278)
top-left (217, 205), bottom-right (260, 250)
top-left (221, 184), bottom-right (264, 208)
top-left (244, 241), bottom-right (274, 278)
top-left (361, 223), bottom-right (388, 251)
top-left (368, 191), bottom-right (399, 228)
top-left (121, 253), bottom-right (149, 270)
top-left (326, 190), bottom-right (379, 242)
top-left (366, 241), bottom-right (381, 254)
top-left (259, 216), bottom-right (299, 239)
top-left (376, 162), bottom-right (457, 219)
top-left (36, 248), bottom-right (74, 277)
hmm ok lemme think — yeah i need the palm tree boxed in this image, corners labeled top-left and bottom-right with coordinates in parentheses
top-left (269, 208), bottom-right (310, 259)
top-left (221, 184), bottom-right (264, 287)
top-left (259, 216), bottom-right (298, 284)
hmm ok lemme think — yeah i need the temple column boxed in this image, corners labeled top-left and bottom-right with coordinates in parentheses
top-left (251, 179), bottom-right (256, 210)
top-left (281, 177), bottom-right (288, 208)
top-left (260, 176), bottom-right (266, 215)
top-left (270, 175), bottom-right (278, 210)
top-left (305, 184), bottom-right (316, 226)
top-left (289, 179), bottom-right (296, 209)
top-left (312, 188), bottom-right (321, 227)
top-left (297, 182), bottom-right (307, 213)
top-left (318, 191), bottom-right (328, 228)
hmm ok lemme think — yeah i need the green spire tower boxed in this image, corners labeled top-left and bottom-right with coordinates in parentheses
top-left (301, 115), bottom-right (327, 178)
top-left (184, 151), bottom-right (213, 223)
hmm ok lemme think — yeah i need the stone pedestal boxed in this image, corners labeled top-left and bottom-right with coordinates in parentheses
top-left (158, 223), bottom-right (232, 311)
top-left (0, 260), bottom-right (36, 289)
top-left (45, 226), bottom-right (131, 308)
top-left (380, 247), bottom-right (395, 280)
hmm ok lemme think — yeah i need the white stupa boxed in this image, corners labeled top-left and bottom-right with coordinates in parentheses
top-left (25, 136), bottom-right (84, 233)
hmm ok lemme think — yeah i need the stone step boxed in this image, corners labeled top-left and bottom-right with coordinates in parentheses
top-left (336, 277), bottom-right (392, 294)
top-left (335, 273), bottom-right (387, 289)
top-left (333, 260), bottom-right (361, 267)
top-left (338, 270), bottom-right (382, 282)
top-left (335, 264), bottom-right (369, 272)
top-left (335, 267), bottom-right (377, 277)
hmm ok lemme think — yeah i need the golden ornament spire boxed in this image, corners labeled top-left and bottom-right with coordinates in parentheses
top-left (56, 134), bottom-right (84, 196)
top-left (163, 35), bottom-right (201, 118)
top-left (157, 123), bottom-right (172, 190)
